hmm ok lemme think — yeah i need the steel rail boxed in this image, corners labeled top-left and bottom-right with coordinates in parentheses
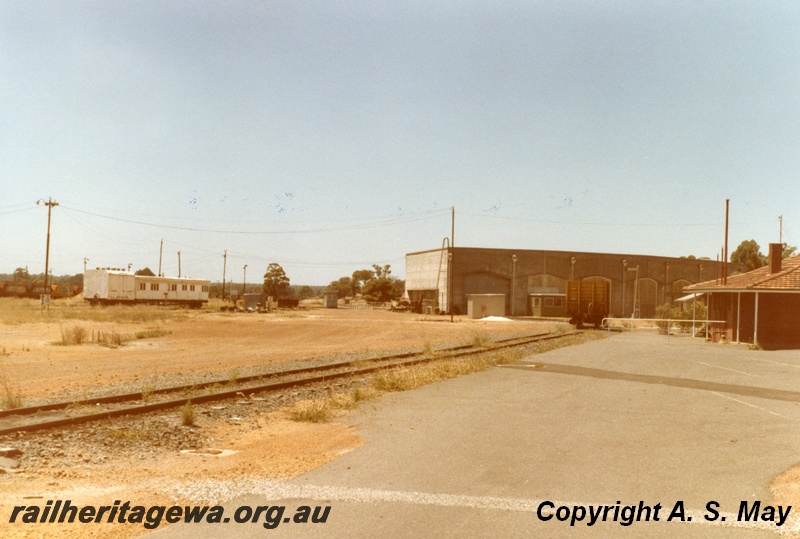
top-left (0, 332), bottom-right (553, 420)
top-left (0, 331), bottom-right (579, 436)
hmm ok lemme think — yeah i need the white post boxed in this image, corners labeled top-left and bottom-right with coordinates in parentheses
top-left (736, 292), bottom-right (741, 344)
top-left (754, 292), bottom-right (760, 346)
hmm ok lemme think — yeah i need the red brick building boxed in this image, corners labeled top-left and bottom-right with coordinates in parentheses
top-left (685, 244), bottom-right (800, 350)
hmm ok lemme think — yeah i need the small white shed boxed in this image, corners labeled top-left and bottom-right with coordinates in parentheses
top-left (466, 294), bottom-right (506, 319)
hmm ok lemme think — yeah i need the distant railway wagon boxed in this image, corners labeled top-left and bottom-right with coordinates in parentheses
top-left (84, 268), bottom-right (209, 307)
top-left (0, 281), bottom-right (81, 299)
top-left (566, 279), bottom-right (610, 328)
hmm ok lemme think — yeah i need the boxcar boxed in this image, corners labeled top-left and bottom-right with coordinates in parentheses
top-left (566, 280), bottom-right (610, 328)
top-left (84, 268), bottom-right (209, 308)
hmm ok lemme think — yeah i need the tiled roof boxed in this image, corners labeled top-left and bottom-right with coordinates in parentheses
top-left (686, 255), bottom-right (800, 292)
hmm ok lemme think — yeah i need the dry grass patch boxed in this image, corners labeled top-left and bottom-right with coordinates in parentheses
top-left (55, 324), bottom-right (89, 345)
top-left (288, 399), bottom-right (334, 423)
top-left (372, 348), bottom-right (526, 393)
top-left (52, 325), bottom-right (170, 347)
top-left (180, 400), bottom-right (197, 426)
top-left (472, 332), bottom-right (495, 348)
top-left (0, 365), bottom-right (23, 409)
top-left (0, 297), bottom-right (189, 325)
top-left (134, 327), bottom-right (171, 340)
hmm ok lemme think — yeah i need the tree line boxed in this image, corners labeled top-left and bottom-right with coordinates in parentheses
top-left (258, 262), bottom-right (405, 302)
top-left (730, 240), bottom-right (797, 272)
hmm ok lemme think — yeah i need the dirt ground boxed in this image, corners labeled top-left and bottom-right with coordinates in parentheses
top-left (0, 306), bottom-right (566, 537)
top-left (0, 308), bottom-right (562, 399)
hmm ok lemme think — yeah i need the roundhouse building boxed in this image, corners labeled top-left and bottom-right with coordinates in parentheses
top-left (405, 247), bottom-right (742, 318)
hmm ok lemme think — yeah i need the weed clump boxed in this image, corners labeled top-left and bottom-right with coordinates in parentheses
top-left (0, 366), bottom-right (23, 409)
top-left (288, 399), bottom-right (333, 423)
top-left (134, 327), bottom-right (170, 340)
top-left (471, 332), bottom-right (494, 348)
top-left (180, 400), bottom-right (197, 426)
top-left (56, 325), bottom-right (88, 345)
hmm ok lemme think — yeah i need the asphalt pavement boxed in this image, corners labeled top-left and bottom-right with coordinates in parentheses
top-left (150, 331), bottom-right (800, 538)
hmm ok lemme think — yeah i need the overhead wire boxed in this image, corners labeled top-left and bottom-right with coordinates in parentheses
top-left (461, 211), bottom-right (777, 228)
top-left (59, 205), bottom-right (449, 234)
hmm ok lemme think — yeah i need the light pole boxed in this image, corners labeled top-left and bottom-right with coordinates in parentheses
top-left (622, 259), bottom-right (627, 317)
top-left (243, 264), bottom-right (247, 297)
top-left (627, 265), bottom-right (640, 318)
top-left (177, 251), bottom-right (181, 278)
top-left (448, 251), bottom-right (453, 323)
top-left (511, 254), bottom-right (518, 316)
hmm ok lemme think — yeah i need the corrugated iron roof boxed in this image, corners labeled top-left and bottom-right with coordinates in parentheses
top-left (686, 254), bottom-right (800, 292)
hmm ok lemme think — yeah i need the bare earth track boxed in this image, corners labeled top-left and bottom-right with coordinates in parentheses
top-left (2, 308), bottom-right (562, 401)
top-left (0, 303), bottom-right (580, 538)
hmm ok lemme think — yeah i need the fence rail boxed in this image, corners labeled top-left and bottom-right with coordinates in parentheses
top-left (602, 317), bottom-right (728, 339)
top-left (338, 302), bottom-right (390, 311)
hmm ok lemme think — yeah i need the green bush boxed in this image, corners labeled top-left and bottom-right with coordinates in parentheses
top-left (656, 301), bottom-right (707, 332)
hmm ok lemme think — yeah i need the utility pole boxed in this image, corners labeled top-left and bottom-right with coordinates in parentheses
top-left (780, 215), bottom-right (783, 244)
top-left (243, 264), bottom-right (247, 297)
top-left (723, 199), bottom-right (729, 285)
top-left (177, 251), bottom-right (181, 278)
top-left (222, 250), bottom-right (227, 301)
top-left (36, 198), bottom-right (59, 291)
top-left (83, 257), bottom-right (88, 274)
top-left (158, 239), bottom-right (163, 277)
top-left (450, 206), bottom-right (454, 323)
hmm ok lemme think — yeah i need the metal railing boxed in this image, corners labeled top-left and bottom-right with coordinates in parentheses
top-left (601, 317), bottom-right (728, 339)
top-left (338, 302), bottom-right (391, 311)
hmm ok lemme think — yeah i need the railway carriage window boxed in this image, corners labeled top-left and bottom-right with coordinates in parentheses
top-left (202, 285), bottom-right (208, 292)
top-left (545, 298), bottom-right (554, 307)
top-left (170, 284), bottom-right (177, 291)
top-left (150, 283), bottom-right (159, 291)
top-left (554, 298), bottom-right (563, 307)
top-left (139, 283), bottom-right (146, 291)
top-left (182, 284), bottom-right (188, 291)
top-left (190, 285), bottom-right (195, 291)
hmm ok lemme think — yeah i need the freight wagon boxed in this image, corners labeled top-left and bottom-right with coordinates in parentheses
top-left (0, 281), bottom-right (81, 299)
top-left (84, 268), bottom-right (209, 308)
top-left (566, 279), bottom-right (610, 328)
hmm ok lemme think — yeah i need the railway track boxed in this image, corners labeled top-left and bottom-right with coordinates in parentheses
top-left (0, 330), bottom-right (581, 436)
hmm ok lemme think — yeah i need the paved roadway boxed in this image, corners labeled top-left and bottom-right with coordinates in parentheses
top-left (151, 332), bottom-right (800, 538)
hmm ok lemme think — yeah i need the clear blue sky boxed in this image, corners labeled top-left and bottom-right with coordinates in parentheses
top-left (2, 1), bottom-right (798, 285)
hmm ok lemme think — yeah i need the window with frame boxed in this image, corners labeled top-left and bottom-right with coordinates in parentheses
top-left (170, 284), bottom-right (177, 291)
top-left (139, 283), bottom-right (146, 291)
top-left (553, 298), bottom-right (563, 307)
top-left (545, 298), bottom-right (554, 307)
top-left (182, 284), bottom-right (188, 291)
top-left (150, 283), bottom-right (159, 291)
top-left (202, 285), bottom-right (208, 292)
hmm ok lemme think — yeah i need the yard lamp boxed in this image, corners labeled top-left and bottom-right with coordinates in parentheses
top-left (448, 251), bottom-right (453, 322)
top-left (622, 259), bottom-right (627, 316)
top-left (511, 254), bottom-right (518, 316)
